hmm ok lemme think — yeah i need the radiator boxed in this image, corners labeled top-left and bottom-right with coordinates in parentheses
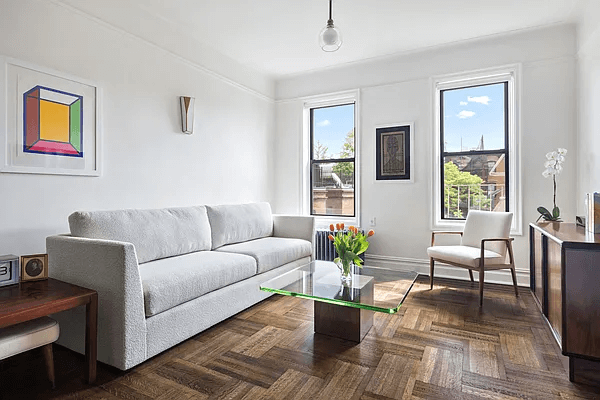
top-left (315, 230), bottom-right (366, 262)
top-left (315, 230), bottom-right (338, 261)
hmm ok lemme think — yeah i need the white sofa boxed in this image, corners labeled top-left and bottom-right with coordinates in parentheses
top-left (46, 202), bottom-right (314, 370)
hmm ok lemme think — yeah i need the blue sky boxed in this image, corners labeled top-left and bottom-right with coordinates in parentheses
top-left (313, 104), bottom-right (354, 158)
top-left (443, 83), bottom-right (505, 152)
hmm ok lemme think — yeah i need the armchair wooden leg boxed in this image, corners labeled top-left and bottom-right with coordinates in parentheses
top-left (42, 343), bottom-right (55, 389)
top-left (479, 269), bottom-right (485, 307)
top-left (468, 269), bottom-right (474, 282)
top-left (429, 258), bottom-right (434, 289)
top-left (510, 267), bottom-right (519, 297)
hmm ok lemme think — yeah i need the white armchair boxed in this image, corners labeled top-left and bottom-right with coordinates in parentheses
top-left (427, 210), bottom-right (518, 306)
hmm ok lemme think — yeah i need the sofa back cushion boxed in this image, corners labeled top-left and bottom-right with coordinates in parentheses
top-left (69, 206), bottom-right (212, 264)
top-left (206, 203), bottom-right (273, 249)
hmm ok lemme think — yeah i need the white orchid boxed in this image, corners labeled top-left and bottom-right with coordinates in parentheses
top-left (538, 148), bottom-right (567, 222)
top-left (543, 150), bottom-right (566, 178)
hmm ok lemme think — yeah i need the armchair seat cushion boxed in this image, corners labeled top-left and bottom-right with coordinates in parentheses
top-left (215, 237), bottom-right (313, 274)
top-left (427, 245), bottom-right (505, 268)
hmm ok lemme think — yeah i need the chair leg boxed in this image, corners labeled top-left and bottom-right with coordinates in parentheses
top-left (42, 343), bottom-right (55, 389)
top-left (468, 269), bottom-right (474, 282)
top-left (510, 267), bottom-right (519, 297)
top-left (429, 258), bottom-right (434, 289)
top-left (479, 269), bottom-right (485, 307)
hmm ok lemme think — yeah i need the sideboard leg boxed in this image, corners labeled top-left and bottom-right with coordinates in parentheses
top-left (569, 356), bottom-right (600, 387)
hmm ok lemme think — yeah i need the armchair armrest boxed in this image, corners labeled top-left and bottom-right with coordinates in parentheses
top-left (480, 237), bottom-right (514, 244)
top-left (479, 237), bottom-right (515, 265)
top-left (431, 231), bottom-right (463, 246)
top-left (46, 234), bottom-right (146, 370)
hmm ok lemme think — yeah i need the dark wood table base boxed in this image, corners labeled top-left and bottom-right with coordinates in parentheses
top-left (0, 279), bottom-right (98, 384)
top-left (314, 302), bottom-right (374, 342)
top-left (313, 277), bottom-right (375, 343)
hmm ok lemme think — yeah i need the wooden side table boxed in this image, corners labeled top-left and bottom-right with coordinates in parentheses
top-left (0, 278), bottom-right (98, 383)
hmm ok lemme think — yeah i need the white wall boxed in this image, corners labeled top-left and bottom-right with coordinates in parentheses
top-left (274, 25), bottom-right (577, 285)
top-left (577, 0), bottom-right (600, 213)
top-left (0, 0), bottom-right (275, 256)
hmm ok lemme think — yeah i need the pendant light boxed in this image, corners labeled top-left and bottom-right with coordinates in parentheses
top-left (319, 0), bottom-right (342, 52)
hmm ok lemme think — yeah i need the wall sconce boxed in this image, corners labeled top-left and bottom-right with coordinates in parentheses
top-left (180, 96), bottom-right (195, 134)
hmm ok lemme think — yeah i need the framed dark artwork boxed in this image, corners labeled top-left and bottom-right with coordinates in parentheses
top-left (375, 123), bottom-right (413, 181)
top-left (20, 253), bottom-right (48, 282)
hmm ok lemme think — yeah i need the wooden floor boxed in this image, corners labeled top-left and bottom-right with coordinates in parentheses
top-left (1, 276), bottom-right (598, 399)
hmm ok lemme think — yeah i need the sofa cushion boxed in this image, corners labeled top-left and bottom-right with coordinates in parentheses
top-left (427, 245), bottom-right (505, 268)
top-left (139, 251), bottom-right (257, 317)
top-left (215, 237), bottom-right (312, 274)
top-left (206, 203), bottom-right (273, 249)
top-left (69, 206), bottom-right (212, 264)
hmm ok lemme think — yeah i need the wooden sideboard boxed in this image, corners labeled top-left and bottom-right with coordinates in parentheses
top-left (529, 222), bottom-right (600, 386)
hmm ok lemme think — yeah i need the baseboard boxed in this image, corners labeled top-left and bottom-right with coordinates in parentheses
top-left (364, 254), bottom-right (530, 287)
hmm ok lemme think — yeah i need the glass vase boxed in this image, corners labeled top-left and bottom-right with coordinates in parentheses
top-left (336, 260), bottom-right (353, 283)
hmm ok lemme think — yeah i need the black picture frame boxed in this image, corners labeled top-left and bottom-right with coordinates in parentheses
top-left (376, 124), bottom-right (411, 181)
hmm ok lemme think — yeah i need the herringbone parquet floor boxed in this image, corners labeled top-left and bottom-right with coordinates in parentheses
top-left (1, 276), bottom-right (598, 399)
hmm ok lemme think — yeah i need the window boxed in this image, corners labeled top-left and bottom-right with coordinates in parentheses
top-left (441, 82), bottom-right (508, 219)
top-left (310, 103), bottom-right (355, 217)
top-left (433, 66), bottom-right (521, 233)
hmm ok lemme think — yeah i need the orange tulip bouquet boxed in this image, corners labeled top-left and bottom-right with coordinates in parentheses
top-left (328, 223), bottom-right (375, 282)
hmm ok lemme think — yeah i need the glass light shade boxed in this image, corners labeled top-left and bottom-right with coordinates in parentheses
top-left (319, 25), bottom-right (342, 52)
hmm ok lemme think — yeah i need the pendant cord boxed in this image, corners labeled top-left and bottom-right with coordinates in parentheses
top-left (329, 0), bottom-right (333, 21)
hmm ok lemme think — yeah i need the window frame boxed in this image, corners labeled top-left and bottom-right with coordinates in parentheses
top-left (309, 103), bottom-right (356, 218)
top-left (302, 90), bottom-right (360, 228)
top-left (432, 65), bottom-right (522, 235)
top-left (440, 81), bottom-right (510, 220)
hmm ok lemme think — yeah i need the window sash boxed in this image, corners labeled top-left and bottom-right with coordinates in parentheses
top-left (439, 81), bottom-right (510, 220)
top-left (310, 160), bottom-right (356, 217)
top-left (309, 103), bottom-right (356, 218)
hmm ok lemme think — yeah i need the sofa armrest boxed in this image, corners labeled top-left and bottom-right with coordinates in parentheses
top-left (46, 234), bottom-right (146, 370)
top-left (272, 215), bottom-right (315, 245)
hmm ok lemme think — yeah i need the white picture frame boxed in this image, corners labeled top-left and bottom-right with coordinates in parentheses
top-left (0, 56), bottom-right (101, 176)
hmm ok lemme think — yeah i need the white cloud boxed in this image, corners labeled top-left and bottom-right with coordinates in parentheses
top-left (316, 120), bottom-right (331, 127)
top-left (467, 96), bottom-right (490, 105)
top-left (457, 110), bottom-right (476, 119)
top-left (459, 101), bottom-right (468, 106)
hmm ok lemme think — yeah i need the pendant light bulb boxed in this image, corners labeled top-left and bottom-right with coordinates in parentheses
top-left (319, 0), bottom-right (342, 52)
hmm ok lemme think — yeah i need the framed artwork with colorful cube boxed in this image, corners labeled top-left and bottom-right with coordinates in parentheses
top-left (0, 57), bottom-right (101, 176)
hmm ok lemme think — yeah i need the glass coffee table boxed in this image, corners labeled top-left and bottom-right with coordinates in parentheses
top-left (260, 260), bottom-right (418, 342)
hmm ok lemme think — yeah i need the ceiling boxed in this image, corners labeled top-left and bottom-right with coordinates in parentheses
top-left (59, 0), bottom-right (583, 78)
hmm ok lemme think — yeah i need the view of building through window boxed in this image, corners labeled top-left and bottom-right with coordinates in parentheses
top-left (441, 82), bottom-right (508, 219)
top-left (310, 103), bottom-right (355, 217)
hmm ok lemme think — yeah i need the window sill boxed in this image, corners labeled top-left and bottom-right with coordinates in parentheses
top-left (314, 215), bottom-right (360, 230)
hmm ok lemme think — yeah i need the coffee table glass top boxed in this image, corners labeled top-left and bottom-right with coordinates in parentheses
top-left (260, 260), bottom-right (418, 314)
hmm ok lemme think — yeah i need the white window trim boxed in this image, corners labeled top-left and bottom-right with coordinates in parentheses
top-left (431, 65), bottom-right (523, 235)
top-left (301, 89), bottom-right (360, 229)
